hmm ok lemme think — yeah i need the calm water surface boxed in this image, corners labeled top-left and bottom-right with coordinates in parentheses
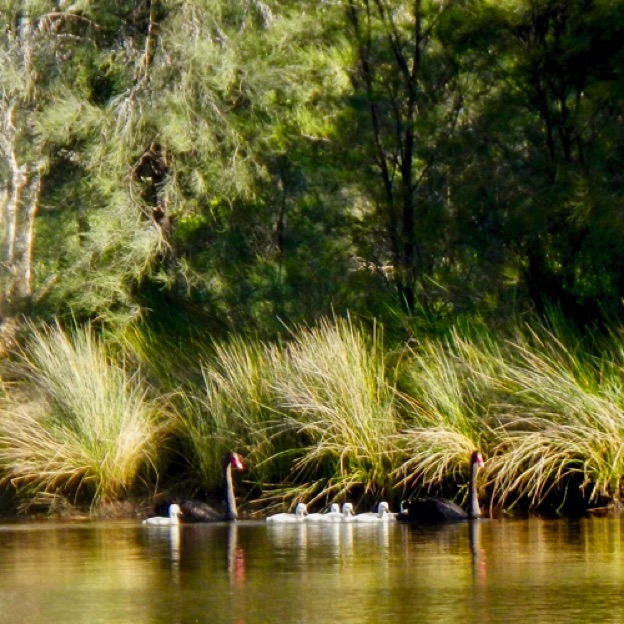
top-left (1, 514), bottom-right (623, 623)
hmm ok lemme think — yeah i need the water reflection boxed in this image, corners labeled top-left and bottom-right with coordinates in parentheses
top-left (469, 520), bottom-right (487, 580)
top-left (3, 516), bottom-right (624, 623)
top-left (226, 524), bottom-right (246, 587)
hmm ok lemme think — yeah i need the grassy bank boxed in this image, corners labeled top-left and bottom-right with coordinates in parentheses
top-left (0, 316), bottom-right (623, 516)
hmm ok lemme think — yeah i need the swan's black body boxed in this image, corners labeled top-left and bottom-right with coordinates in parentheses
top-left (397, 451), bottom-right (484, 524)
top-left (178, 500), bottom-right (225, 522)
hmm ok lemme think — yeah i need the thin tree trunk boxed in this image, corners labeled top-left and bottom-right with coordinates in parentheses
top-left (0, 11), bottom-right (44, 322)
top-left (348, 0), bottom-right (425, 312)
top-left (0, 134), bottom-right (41, 314)
top-left (0, 121), bottom-right (41, 352)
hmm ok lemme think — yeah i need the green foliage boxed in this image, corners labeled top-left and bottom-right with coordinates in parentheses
top-left (1, 0), bottom-right (624, 332)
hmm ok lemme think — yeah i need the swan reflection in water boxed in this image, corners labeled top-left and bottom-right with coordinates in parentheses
top-left (140, 521), bottom-right (248, 590)
top-left (267, 515), bottom-right (402, 565)
top-left (226, 524), bottom-right (246, 587)
top-left (148, 506), bottom-right (488, 587)
top-left (469, 519), bottom-right (487, 584)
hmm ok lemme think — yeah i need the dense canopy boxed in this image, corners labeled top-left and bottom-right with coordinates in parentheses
top-left (2, 0), bottom-right (624, 337)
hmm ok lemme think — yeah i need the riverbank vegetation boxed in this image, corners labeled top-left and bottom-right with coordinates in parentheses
top-left (1, 316), bottom-right (623, 516)
top-left (2, 0), bottom-right (624, 516)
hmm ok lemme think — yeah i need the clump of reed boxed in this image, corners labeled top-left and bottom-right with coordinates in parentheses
top-left (0, 322), bottom-right (167, 507)
top-left (391, 322), bottom-right (624, 511)
top-left (179, 317), bottom-right (403, 509)
top-left (268, 317), bottom-right (401, 505)
top-left (391, 330), bottom-right (498, 502)
top-left (484, 327), bottom-right (624, 510)
top-left (179, 335), bottom-right (283, 493)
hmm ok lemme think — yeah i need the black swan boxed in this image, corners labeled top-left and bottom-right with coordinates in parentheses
top-left (157, 452), bottom-right (245, 523)
top-left (143, 503), bottom-right (182, 525)
top-left (266, 502), bottom-right (308, 523)
top-left (397, 450), bottom-right (485, 523)
top-left (354, 501), bottom-right (396, 523)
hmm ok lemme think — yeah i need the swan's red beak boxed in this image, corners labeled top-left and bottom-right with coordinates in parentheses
top-left (232, 453), bottom-right (245, 471)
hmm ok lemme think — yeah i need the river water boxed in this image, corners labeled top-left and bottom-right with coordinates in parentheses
top-left (0, 514), bottom-right (623, 623)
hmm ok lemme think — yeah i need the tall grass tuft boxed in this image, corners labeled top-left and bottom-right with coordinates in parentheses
top-left (484, 327), bottom-right (624, 509)
top-left (179, 335), bottom-right (283, 493)
top-left (175, 319), bottom-right (404, 507)
top-left (269, 317), bottom-right (400, 504)
top-left (0, 322), bottom-right (167, 506)
top-left (392, 331), bottom-right (495, 500)
top-left (390, 322), bottom-right (624, 510)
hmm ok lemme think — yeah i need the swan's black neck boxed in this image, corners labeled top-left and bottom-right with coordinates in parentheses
top-left (467, 458), bottom-right (482, 519)
top-left (224, 462), bottom-right (238, 521)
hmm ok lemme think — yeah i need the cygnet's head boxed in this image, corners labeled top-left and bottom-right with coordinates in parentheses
top-left (295, 503), bottom-right (308, 516)
top-left (377, 501), bottom-right (390, 515)
top-left (329, 503), bottom-right (340, 513)
top-left (169, 504), bottom-right (182, 520)
top-left (342, 502), bottom-right (354, 516)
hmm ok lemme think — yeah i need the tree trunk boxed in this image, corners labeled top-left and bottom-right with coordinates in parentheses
top-left (0, 134), bottom-right (41, 317)
top-left (0, 12), bottom-right (45, 336)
